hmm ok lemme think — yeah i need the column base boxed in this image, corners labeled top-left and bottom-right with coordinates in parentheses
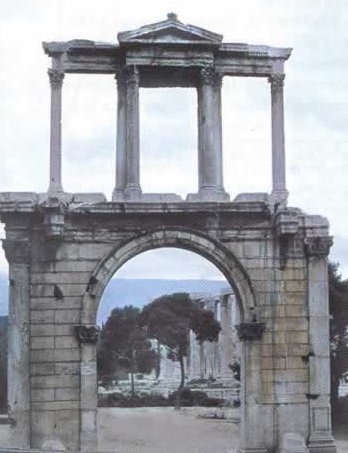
top-left (48, 182), bottom-right (64, 195)
top-left (112, 188), bottom-right (125, 201)
top-left (270, 189), bottom-right (288, 208)
top-left (308, 434), bottom-right (337, 453)
top-left (124, 185), bottom-right (142, 201)
top-left (187, 188), bottom-right (230, 202)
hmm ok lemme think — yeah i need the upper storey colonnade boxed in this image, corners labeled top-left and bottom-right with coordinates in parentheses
top-left (44, 13), bottom-right (292, 204)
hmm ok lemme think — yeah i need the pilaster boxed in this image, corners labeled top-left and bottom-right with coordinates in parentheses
top-left (2, 239), bottom-right (31, 449)
top-left (305, 235), bottom-right (337, 453)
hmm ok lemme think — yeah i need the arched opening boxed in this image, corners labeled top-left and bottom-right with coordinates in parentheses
top-left (95, 247), bottom-right (241, 452)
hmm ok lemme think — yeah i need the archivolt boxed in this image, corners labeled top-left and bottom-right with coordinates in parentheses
top-left (81, 228), bottom-right (257, 324)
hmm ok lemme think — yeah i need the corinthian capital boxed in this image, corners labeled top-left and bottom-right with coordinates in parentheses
top-left (48, 68), bottom-right (65, 89)
top-left (268, 73), bottom-right (285, 93)
top-left (200, 66), bottom-right (219, 86)
top-left (304, 236), bottom-right (333, 257)
top-left (124, 66), bottom-right (139, 87)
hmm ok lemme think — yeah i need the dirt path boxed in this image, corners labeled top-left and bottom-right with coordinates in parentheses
top-left (98, 407), bottom-right (239, 453)
top-left (0, 408), bottom-right (347, 452)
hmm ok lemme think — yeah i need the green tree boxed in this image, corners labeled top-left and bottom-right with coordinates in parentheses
top-left (329, 262), bottom-right (348, 406)
top-left (140, 293), bottom-right (221, 392)
top-left (98, 305), bottom-right (157, 396)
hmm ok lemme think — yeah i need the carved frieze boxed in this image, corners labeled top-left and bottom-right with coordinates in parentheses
top-left (48, 68), bottom-right (65, 89)
top-left (304, 236), bottom-right (333, 257)
top-left (75, 325), bottom-right (100, 344)
top-left (236, 322), bottom-right (265, 341)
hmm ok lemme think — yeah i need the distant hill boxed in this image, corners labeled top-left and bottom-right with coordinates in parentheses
top-left (0, 273), bottom-right (229, 324)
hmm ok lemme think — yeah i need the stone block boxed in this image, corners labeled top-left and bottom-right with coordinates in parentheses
top-left (55, 388), bottom-right (80, 401)
top-left (262, 357), bottom-right (286, 369)
top-left (31, 363), bottom-right (55, 376)
top-left (285, 305), bottom-right (306, 317)
top-left (31, 324), bottom-right (55, 336)
top-left (31, 336), bottom-right (55, 350)
top-left (274, 382), bottom-right (308, 395)
top-left (280, 432), bottom-right (308, 453)
top-left (30, 272), bottom-right (91, 285)
top-left (285, 293), bottom-right (306, 305)
top-left (286, 281), bottom-right (307, 293)
top-left (32, 401), bottom-right (79, 411)
top-left (54, 260), bottom-right (98, 272)
top-left (31, 375), bottom-right (79, 389)
top-left (31, 310), bottom-right (54, 324)
top-left (286, 357), bottom-right (308, 369)
top-left (54, 325), bottom-right (75, 336)
top-left (31, 297), bottom-right (82, 311)
top-left (286, 332), bottom-right (308, 344)
top-left (31, 298), bottom-right (55, 310)
top-left (53, 349), bottom-right (80, 362)
top-left (55, 310), bottom-right (80, 324)
top-left (31, 349), bottom-right (80, 363)
top-left (55, 336), bottom-right (78, 349)
top-left (287, 344), bottom-right (309, 356)
top-left (31, 389), bottom-right (55, 402)
top-left (55, 362), bottom-right (79, 376)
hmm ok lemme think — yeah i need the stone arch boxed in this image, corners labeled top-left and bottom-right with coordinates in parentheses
top-left (79, 228), bottom-right (260, 451)
top-left (81, 227), bottom-right (258, 326)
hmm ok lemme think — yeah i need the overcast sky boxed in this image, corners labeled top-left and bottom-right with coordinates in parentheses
top-left (0, 0), bottom-right (347, 279)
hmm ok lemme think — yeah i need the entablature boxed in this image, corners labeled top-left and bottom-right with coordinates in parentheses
top-left (43, 15), bottom-right (292, 79)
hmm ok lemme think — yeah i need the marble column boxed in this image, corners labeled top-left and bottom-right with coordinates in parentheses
top-left (196, 67), bottom-right (228, 201)
top-left (48, 68), bottom-right (64, 195)
top-left (2, 240), bottom-right (31, 449)
top-left (112, 69), bottom-right (127, 201)
top-left (269, 74), bottom-right (288, 205)
top-left (124, 66), bottom-right (142, 200)
top-left (305, 236), bottom-right (337, 453)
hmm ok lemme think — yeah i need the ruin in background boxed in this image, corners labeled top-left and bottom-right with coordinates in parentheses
top-left (0, 14), bottom-right (336, 453)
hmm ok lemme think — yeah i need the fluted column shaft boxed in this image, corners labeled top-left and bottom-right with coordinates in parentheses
top-left (124, 66), bottom-right (142, 200)
top-left (113, 70), bottom-right (127, 200)
top-left (48, 69), bottom-right (64, 194)
top-left (269, 73), bottom-right (287, 203)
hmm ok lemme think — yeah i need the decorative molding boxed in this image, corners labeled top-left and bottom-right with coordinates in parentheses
top-left (2, 240), bottom-right (30, 265)
top-left (48, 68), bottom-right (65, 89)
top-left (304, 236), bottom-right (333, 257)
top-left (236, 322), bottom-right (265, 341)
top-left (75, 325), bottom-right (100, 344)
top-left (268, 73), bottom-right (285, 93)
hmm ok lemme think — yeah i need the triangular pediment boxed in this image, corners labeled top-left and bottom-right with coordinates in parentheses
top-left (118, 14), bottom-right (223, 45)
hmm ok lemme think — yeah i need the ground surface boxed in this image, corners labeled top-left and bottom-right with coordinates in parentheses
top-left (0, 407), bottom-right (347, 452)
top-left (99, 407), bottom-right (239, 452)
